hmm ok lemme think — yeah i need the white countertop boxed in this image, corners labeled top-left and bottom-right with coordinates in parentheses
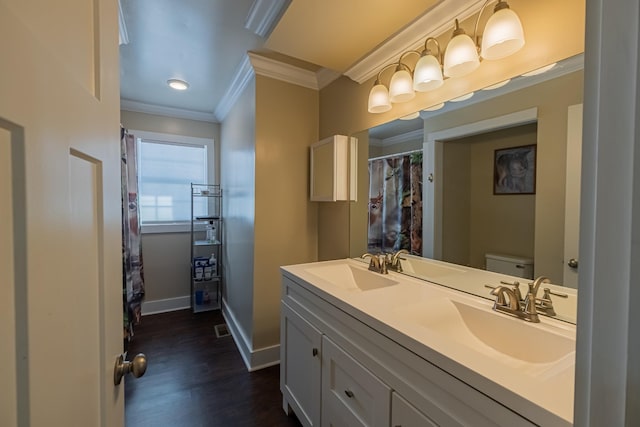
top-left (281, 258), bottom-right (575, 426)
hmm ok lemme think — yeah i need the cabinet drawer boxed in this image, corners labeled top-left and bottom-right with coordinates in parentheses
top-left (322, 336), bottom-right (390, 427)
top-left (392, 392), bottom-right (438, 427)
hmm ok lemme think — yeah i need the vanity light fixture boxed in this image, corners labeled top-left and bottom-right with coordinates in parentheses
top-left (413, 38), bottom-right (445, 92)
top-left (367, 0), bottom-right (524, 114)
top-left (389, 62), bottom-right (416, 103)
top-left (443, 19), bottom-right (481, 78)
top-left (167, 79), bottom-right (189, 90)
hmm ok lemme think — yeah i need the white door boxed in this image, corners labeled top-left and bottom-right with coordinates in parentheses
top-left (563, 104), bottom-right (583, 288)
top-left (0, 1), bottom-right (124, 426)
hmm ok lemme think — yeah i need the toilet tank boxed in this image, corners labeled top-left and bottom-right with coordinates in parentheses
top-left (485, 253), bottom-right (534, 279)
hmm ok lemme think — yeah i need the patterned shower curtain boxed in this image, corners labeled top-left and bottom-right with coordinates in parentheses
top-left (121, 127), bottom-right (145, 344)
top-left (368, 151), bottom-right (423, 255)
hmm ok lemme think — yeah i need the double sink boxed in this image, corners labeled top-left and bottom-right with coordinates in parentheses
top-left (297, 258), bottom-right (576, 423)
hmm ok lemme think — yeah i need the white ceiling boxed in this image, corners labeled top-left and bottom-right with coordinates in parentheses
top-left (118, 0), bottom-right (442, 122)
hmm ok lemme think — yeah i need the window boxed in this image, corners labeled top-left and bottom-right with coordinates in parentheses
top-left (134, 131), bottom-right (214, 228)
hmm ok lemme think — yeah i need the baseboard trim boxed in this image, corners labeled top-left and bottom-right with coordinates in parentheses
top-left (141, 295), bottom-right (190, 315)
top-left (222, 299), bottom-right (280, 372)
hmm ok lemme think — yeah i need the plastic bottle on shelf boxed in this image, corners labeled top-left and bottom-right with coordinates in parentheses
top-left (205, 221), bottom-right (216, 242)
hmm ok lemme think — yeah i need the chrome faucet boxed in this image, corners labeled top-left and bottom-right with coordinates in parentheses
top-left (361, 253), bottom-right (388, 274)
top-left (388, 249), bottom-right (409, 273)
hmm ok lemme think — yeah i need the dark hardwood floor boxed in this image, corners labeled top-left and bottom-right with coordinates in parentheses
top-left (125, 309), bottom-right (302, 427)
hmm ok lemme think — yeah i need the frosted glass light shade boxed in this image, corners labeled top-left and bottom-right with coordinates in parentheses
top-left (480, 8), bottom-right (525, 60)
top-left (389, 69), bottom-right (415, 103)
top-left (368, 83), bottom-right (391, 113)
top-left (413, 55), bottom-right (444, 92)
top-left (443, 33), bottom-right (480, 78)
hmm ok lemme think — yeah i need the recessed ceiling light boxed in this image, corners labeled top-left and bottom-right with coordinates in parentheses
top-left (399, 112), bottom-right (420, 120)
top-left (521, 63), bottom-right (557, 77)
top-left (423, 103), bottom-right (445, 112)
top-left (449, 92), bottom-right (474, 102)
top-left (482, 79), bottom-right (511, 90)
top-left (167, 79), bottom-right (189, 90)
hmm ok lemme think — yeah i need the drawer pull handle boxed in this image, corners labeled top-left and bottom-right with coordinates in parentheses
top-left (344, 390), bottom-right (354, 398)
top-left (312, 348), bottom-right (318, 357)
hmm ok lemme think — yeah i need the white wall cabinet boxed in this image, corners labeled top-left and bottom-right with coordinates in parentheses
top-left (280, 274), bottom-right (536, 427)
top-left (310, 135), bottom-right (357, 202)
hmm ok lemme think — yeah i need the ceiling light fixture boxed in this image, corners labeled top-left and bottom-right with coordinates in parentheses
top-left (367, 0), bottom-right (525, 114)
top-left (167, 79), bottom-right (189, 91)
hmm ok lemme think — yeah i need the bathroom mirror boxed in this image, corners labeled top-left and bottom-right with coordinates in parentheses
top-left (351, 54), bottom-right (584, 324)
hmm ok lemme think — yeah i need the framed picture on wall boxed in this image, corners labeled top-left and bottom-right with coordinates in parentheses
top-left (493, 144), bottom-right (536, 195)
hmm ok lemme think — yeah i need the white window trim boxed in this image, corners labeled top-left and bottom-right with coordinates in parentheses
top-left (130, 129), bottom-right (215, 234)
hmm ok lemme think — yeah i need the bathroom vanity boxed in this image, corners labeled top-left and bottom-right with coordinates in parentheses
top-left (280, 259), bottom-right (575, 427)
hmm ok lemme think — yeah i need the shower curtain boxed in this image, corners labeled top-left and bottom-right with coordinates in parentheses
top-left (121, 127), bottom-right (145, 344)
top-left (368, 151), bottom-right (423, 255)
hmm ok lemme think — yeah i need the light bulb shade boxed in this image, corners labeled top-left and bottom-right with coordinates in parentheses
top-left (389, 69), bottom-right (415, 103)
top-left (443, 33), bottom-right (480, 78)
top-left (480, 8), bottom-right (525, 60)
top-left (368, 83), bottom-right (391, 113)
top-left (413, 55), bottom-right (444, 92)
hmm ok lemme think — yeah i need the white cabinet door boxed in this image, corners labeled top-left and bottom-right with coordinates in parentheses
top-left (391, 392), bottom-right (438, 427)
top-left (281, 303), bottom-right (322, 427)
top-left (322, 336), bottom-right (390, 427)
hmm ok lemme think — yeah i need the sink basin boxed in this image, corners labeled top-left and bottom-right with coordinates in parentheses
top-left (401, 256), bottom-right (466, 278)
top-left (395, 298), bottom-right (575, 364)
top-left (305, 263), bottom-right (399, 292)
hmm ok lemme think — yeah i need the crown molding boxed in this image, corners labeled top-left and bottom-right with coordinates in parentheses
top-left (316, 67), bottom-right (342, 89)
top-left (245, 0), bottom-right (292, 38)
top-left (120, 99), bottom-right (217, 123)
top-left (214, 55), bottom-right (255, 122)
top-left (344, 0), bottom-right (485, 84)
top-left (248, 52), bottom-right (320, 90)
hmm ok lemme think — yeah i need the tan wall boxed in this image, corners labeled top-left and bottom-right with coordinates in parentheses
top-left (220, 79), bottom-right (257, 343)
top-left (120, 110), bottom-right (220, 303)
top-left (253, 75), bottom-right (319, 349)
top-left (442, 142), bottom-right (471, 265)
top-left (442, 124), bottom-right (537, 269)
top-left (139, 233), bottom-right (191, 301)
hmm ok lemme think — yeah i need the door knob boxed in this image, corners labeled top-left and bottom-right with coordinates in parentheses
top-left (114, 353), bottom-right (147, 385)
top-left (568, 258), bottom-right (579, 269)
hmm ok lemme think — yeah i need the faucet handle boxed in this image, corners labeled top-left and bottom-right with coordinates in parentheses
top-left (361, 253), bottom-right (379, 269)
top-left (498, 280), bottom-right (523, 302)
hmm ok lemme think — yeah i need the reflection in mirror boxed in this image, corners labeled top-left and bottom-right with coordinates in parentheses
top-left (351, 54), bottom-right (584, 324)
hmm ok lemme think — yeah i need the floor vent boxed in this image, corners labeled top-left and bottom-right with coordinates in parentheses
top-left (214, 323), bottom-right (230, 338)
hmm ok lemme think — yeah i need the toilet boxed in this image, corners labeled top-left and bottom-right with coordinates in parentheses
top-left (485, 253), bottom-right (534, 279)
